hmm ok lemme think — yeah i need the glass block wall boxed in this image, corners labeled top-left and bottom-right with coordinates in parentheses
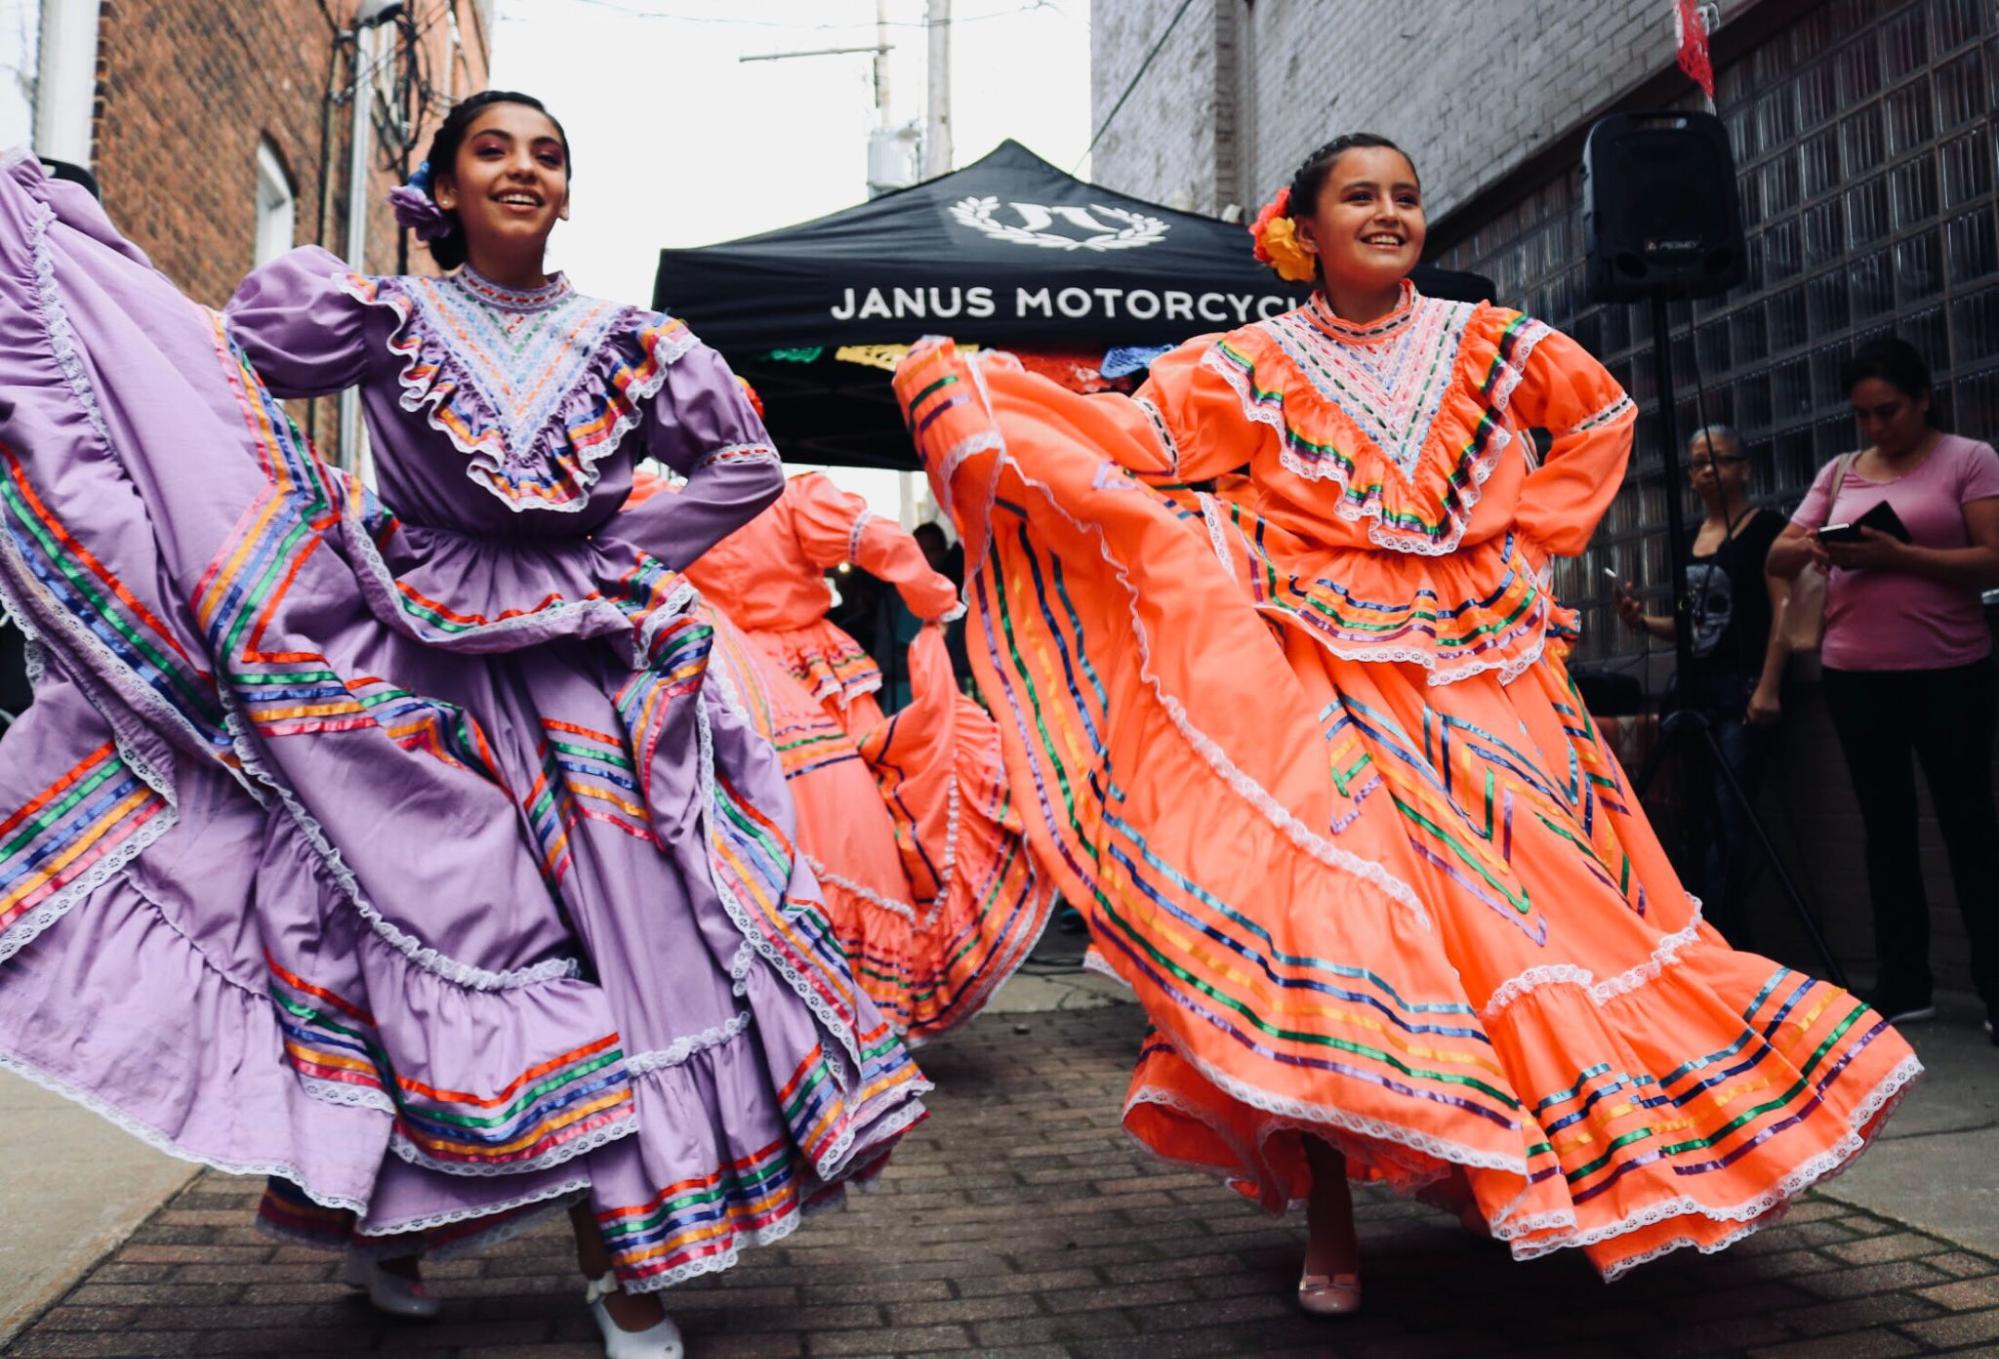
top-left (1434, 0), bottom-right (1999, 665)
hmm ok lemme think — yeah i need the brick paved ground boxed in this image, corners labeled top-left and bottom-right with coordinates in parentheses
top-left (8, 1001), bottom-right (1999, 1359)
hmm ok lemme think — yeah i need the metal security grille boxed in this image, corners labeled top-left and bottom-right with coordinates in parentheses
top-left (1434, 0), bottom-right (1999, 664)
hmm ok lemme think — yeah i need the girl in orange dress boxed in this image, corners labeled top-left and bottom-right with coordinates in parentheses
top-left (688, 469), bottom-right (957, 732)
top-left (639, 468), bottom-right (1055, 1041)
top-left (893, 134), bottom-right (1919, 1310)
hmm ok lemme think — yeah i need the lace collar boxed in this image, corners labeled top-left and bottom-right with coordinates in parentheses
top-left (342, 270), bottom-right (697, 512)
top-left (1303, 280), bottom-right (1419, 344)
top-left (452, 265), bottom-right (575, 313)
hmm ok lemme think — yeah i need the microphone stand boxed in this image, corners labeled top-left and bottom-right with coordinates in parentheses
top-left (1632, 293), bottom-right (1847, 986)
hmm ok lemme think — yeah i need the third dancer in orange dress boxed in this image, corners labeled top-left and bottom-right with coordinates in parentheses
top-left (894, 134), bottom-right (1920, 1312)
top-left (639, 465), bottom-right (1055, 1041)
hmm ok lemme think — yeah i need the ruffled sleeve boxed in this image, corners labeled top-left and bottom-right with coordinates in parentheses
top-left (1505, 326), bottom-right (1637, 563)
top-left (786, 473), bottom-right (960, 621)
top-left (223, 245), bottom-right (378, 399)
top-left (609, 341), bottom-right (783, 572)
top-left (1109, 336), bottom-right (1247, 485)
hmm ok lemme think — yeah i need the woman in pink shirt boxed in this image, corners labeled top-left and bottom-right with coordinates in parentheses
top-left (1769, 337), bottom-right (1999, 1041)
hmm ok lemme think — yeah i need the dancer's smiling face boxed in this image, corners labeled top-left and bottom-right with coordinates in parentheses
top-left (1294, 145), bottom-right (1426, 298)
top-left (432, 102), bottom-right (571, 264)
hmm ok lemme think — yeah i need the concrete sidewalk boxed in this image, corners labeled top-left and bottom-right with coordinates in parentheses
top-left (0, 1069), bottom-right (195, 1347)
top-left (9, 999), bottom-right (1999, 1358)
top-left (4, 938), bottom-right (1994, 1356)
top-left (1811, 998), bottom-right (1999, 1257)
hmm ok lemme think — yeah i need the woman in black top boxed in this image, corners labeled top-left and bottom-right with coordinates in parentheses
top-left (1617, 425), bottom-right (1792, 941)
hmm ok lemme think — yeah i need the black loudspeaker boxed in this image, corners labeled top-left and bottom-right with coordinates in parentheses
top-left (40, 158), bottom-right (101, 201)
top-left (1582, 111), bottom-right (1746, 303)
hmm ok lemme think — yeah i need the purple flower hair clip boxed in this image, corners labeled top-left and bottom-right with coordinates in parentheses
top-left (388, 161), bottom-right (454, 242)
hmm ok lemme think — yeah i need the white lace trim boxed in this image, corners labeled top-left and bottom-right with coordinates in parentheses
top-left (928, 429), bottom-right (1003, 529)
top-left (1262, 618), bottom-right (1550, 690)
top-left (1196, 492), bottom-right (1235, 581)
top-left (693, 688), bottom-right (866, 1080)
top-left (1171, 1039), bottom-right (1530, 1176)
top-left (359, 1177), bottom-right (590, 1245)
top-left (297, 1079), bottom-right (398, 1115)
top-left (626, 1011), bottom-right (754, 1075)
top-left (1481, 912), bottom-right (1705, 1018)
top-left (1517, 1052), bottom-right (1924, 1281)
top-left (1134, 395), bottom-right (1181, 476)
top-left (958, 355), bottom-right (1433, 932)
top-left (804, 854), bottom-right (916, 922)
top-left (694, 441), bottom-right (780, 472)
top-left (1126, 1040), bottom-right (1922, 1282)
top-left (218, 699), bottom-right (583, 992)
top-left (1487, 318), bottom-right (1553, 424)
top-left (846, 509), bottom-right (876, 565)
top-left (341, 494), bottom-right (683, 674)
top-left (1564, 394), bottom-right (1637, 437)
top-left (335, 274), bottom-right (696, 516)
top-left (0, 1047), bottom-right (368, 1215)
top-left (17, 201), bottom-right (231, 789)
top-left (388, 1109), bottom-right (637, 1177)
top-left (30, 200), bottom-right (115, 455)
top-left (0, 789), bottom-right (176, 964)
top-left (925, 778), bottom-right (962, 932)
top-left (1205, 339), bottom-right (1513, 561)
top-left (621, 1194), bottom-right (807, 1295)
top-left (631, 579), bottom-right (702, 669)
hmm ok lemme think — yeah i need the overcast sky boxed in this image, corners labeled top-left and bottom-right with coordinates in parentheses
top-left (491, 0), bottom-right (1092, 515)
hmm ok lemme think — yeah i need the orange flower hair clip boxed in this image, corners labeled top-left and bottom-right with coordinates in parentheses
top-left (735, 375), bottom-right (767, 421)
top-left (1248, 186), bottom-right (1316, 284)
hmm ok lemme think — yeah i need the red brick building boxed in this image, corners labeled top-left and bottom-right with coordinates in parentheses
top-left (16, 0), bottom-right (491, 455)
top-left (79, 0), bottom-right (493, 305)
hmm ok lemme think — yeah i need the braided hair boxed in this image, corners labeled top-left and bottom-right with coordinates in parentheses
top-left (1285, 132), bottom-right (1417, 224)
top-left (420, 90), bottom-right (571, 270)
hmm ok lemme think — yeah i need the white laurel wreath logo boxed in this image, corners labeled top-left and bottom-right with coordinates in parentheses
top-left (947, 196), bottom-right (1169, 252)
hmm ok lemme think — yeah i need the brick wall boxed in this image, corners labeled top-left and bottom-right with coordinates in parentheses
top-left (1093, 0), bottom-right (1763, 221)
top-left (1090, 0), bottom-right (1224, 213)
top-left (88, 0), bottom-right (488, 451)
top-left (90, 0), bottom-right (489, 308)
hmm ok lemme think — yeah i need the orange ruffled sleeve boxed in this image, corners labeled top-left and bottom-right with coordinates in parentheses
top-left (1504, 328), bottom-right (1637, 565)
top-left (1111, 335), bottom-right (1243, 485)
top-left (786, 472), bottom-right (960, 621)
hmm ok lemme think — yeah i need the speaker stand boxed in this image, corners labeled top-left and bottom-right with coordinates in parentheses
top-left (1633, 294), bottom-right (1847, 987)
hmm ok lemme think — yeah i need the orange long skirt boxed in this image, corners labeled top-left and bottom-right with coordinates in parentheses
top-left (900, 353), bottom-right (1919, 1279)
top-left (710, 616), bottom-right (1054, 1042)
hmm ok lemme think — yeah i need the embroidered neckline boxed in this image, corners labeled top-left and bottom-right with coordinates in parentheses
top-left (453, 266), bottom-right (575, 312)
top-left (1304, 280), bottom-right (1418, 344)
top-left (340, 271), bottom-right (699, 512)
top-left (1258, 290), bottom-right (1478, 482)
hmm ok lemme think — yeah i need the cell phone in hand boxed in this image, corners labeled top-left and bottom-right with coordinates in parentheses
top-left (1819, 499), bottom-right (1911, 545)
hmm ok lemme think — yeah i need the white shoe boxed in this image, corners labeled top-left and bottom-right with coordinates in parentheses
top-left (342, 1252), bottom-right (441, 1320)
top-left (585, 1271), bottom-right (684, 1359)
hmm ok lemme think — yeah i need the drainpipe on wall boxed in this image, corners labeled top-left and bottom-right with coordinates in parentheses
top-left (337, 23), bottom-right (377, 476)
top-left (32, 0), bottom-right (101, 167)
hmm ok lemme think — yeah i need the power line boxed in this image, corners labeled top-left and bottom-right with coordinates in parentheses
top-left (1072, 0), bottom-right (1195, 173)
top-left (511, 0), bottom-right (1077, 30)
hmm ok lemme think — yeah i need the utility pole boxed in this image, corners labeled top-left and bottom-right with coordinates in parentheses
top-left (924, 0), bottom-right (950, 178)
top-left (339, 23), bottom-right (377, 475)
top-left (874, 0), bottom-right (892, 128)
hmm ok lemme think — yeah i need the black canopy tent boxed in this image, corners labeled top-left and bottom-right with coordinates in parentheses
top-left (653, 140), bottom-right (1493, 471)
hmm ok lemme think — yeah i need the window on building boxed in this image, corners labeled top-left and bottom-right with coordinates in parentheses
top-left (1435, 0), bottom-right (1999, 667)
top-left (254, 138), bottom-right (295, 267)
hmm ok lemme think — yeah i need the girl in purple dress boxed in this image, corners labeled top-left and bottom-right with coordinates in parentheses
top-left (0, 92), bottom-right (927, 1358)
